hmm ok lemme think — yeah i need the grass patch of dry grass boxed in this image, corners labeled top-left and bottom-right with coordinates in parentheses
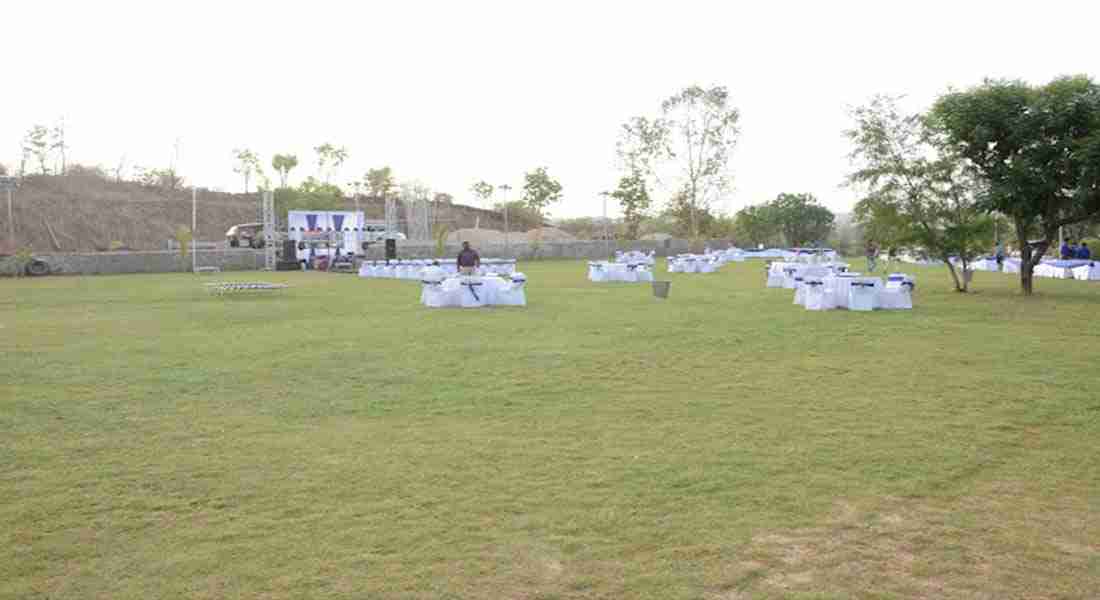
top-left (1, 260), bottom-right (1097, 598)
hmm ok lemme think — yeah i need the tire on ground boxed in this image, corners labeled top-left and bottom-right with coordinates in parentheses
top-left (25, 259), bottom-right (51, 276)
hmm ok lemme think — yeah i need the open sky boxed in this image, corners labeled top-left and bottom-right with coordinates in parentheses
top-left (3, 0), bottom-right (1098, 218)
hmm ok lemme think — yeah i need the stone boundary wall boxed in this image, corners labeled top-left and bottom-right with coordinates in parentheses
top-left (26, 239), bottom-right (743, 275)
top-left (33, 250), bottom-right (265, 275)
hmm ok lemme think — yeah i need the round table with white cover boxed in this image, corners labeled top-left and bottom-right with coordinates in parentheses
top-left (358, 259), bottom-right (517, 279)
top-left (420, 271), bottom-right (528, 308)
top-left (588, 261), bottom-right (654, 282)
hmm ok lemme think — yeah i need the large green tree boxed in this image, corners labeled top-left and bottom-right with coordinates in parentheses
top-left (275, 177), bottom-right (345, 222)
top-left (232, 148), bottom-right (263, 193)
top-left (314, 143), bottom-right (348, 184)
top-left (931, 76), bottom-right (1100, 295)
top-left (619, 85), bottom-right (740, 238)
top-left (470, 180), bottom-right (495, 206)
top-left (22, 125), bottom-right (51, 175)
top-left (365, 167), bottom-right (396, 199)
top-left (606, 171), bottom-right (652, 240)
top-left (733, 204), bottom-right (780, 247)
top-left (847, 95), bottom-right (993, 292)
top-left (768, 193), bottom-right (835, 247)
top-left (522, 167), bottom-right (563, 217)
top-left (271, 154), bottom-right (299, 188)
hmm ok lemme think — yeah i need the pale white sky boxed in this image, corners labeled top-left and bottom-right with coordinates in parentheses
top-left (3, 0), bottom-right (1097, 218)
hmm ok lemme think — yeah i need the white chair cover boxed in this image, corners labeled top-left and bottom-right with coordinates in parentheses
top-left (879, 281), bottom-right (914, 310)
top-left (804, 278), bottom-right (833, 311)
top-left (766, 263), bottom-right (785, 288)
top-left (781, 267), bottom-right (800, 289)
top-left (422, 271), bottom-right (458, 307)
top-left (635, 267), bottom-right (654, 282)
top-left (848, 278), bottom-right (879, 311)
top-left (793, 276), bottom-right (807, 306)
top-left (588, 262), bottom-right (607, 282)
top-left (458, 278), bottom-right (486, 308)
top-left (1073, 263), bottom-right (1100, 281)
top-left (494, 273), bottom-right (528, 306)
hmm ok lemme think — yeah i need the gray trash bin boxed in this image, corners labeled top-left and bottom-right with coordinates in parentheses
top-left (652, 281), bottom-right (671, 299)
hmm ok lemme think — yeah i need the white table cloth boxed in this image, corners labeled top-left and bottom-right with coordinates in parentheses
top-left (615, 251), bottom-right (655, 265)
top-left (1035, 260), bottom-right (1091, 279)
top-left (588, 262), bottom-right (652, 283)
top-left (422, 275), bottom-right (526, 308)
top-left (821, 275), bottom-right (883, 310)
top-left (1073, 262), bottom-right (1100, 281)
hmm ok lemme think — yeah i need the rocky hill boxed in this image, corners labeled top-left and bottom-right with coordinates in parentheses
top-left (0, 173), bottom-right (521, 253)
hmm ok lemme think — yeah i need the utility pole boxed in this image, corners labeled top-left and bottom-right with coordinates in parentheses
top-left (498, 184), bottom-right (512, 256)
top-left (192, 187), bottom-right (197, 273)
top-left (1, 176), bottom-right (17, 247)
top-left (601, 192), bottom-right (611, 259)
top-left (6, 188), bottom-right (13, 247)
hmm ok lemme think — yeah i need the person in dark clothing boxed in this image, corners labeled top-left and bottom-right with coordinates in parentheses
top-left (457, 241), bottom-right (480, 275)
top-left (1079, 242), bottom-right (1091, 260)
top-left (1061, 240), bottom-right (1074, 259)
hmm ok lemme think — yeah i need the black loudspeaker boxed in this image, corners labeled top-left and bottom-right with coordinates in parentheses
top-left (385, 238), bottom-right (397, 260)
top-left (282, 240), bottom-right (297, 258)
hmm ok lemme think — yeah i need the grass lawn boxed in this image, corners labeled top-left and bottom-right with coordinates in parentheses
top-left (1, 260), bottom-right (1098, 599)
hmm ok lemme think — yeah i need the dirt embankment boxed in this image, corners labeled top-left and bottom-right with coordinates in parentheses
top-left (0, 174), bottom-right (518, 252)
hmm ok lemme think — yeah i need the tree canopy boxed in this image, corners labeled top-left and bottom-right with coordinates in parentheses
top-left (606, 171), bottom-right (652, 240)
top-left (619, 85), bottom-right (740, 238)
top-left (271, 154), bottom-right (299, 189)
top-left (522, 167), bottom-right (563, 217)
top-left (931, 75), bottom-right (1100, 294)
top-left (846, 95), bottom-right (992, 292)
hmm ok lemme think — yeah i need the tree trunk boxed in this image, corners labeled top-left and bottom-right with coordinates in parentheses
top-left (943, 257), bottom-right (967, 292)
top-left (1014, 220), bottom-right (1049, 296)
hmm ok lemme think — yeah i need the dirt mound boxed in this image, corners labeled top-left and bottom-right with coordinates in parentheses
top-left (3, 173), bottom-right (513, 252)
top-left (446, 228), bottom-right (509, 245)
top-left (524, 227), bottom-right (576, 242)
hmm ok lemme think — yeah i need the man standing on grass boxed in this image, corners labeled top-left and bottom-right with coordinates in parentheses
top-left (865, 239), bottom-right (878, 273)
top-left (457, 241), bottom-right (480, 275)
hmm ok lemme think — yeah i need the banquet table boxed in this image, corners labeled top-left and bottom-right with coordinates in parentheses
top-left (825, 274), bottom-right (883, 310)
top-left (421, 275), bottom-right (526, 308)
top-left (1073, 262), bottom-right (1100, 281)
top-left (588, 261), bottom-right (654, 282)
top-left (359, 259), bottom-right (517, 279)
top-left (1035, 259), bottom-right (1092, 279)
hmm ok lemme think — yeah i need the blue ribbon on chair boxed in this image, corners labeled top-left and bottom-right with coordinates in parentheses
top-left (901, 281), bottom-right (914, 290)
top-left (805, 280), bottom-right (823, 287)
top-left (852, 281), bottom-right (875, 288)
top-left (421, 280), bottom-right (442, 286)
top-left (462, 281), bottom-right (482, 301)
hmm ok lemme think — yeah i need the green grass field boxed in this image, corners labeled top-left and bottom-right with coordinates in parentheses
top-left (2, 260), bottom-right (1098, 599)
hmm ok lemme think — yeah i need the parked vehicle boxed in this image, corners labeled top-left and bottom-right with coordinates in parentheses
top-left (226, 223), bottom-right (266, 248)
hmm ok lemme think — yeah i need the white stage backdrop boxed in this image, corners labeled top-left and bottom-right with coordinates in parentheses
top-left (287, 210), bottom-right (365, 234)
top-left (288, 210), bottom-right (366, 258)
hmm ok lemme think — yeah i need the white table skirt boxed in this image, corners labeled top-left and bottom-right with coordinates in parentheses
top-left (423, 275), bottom-right (525, 307)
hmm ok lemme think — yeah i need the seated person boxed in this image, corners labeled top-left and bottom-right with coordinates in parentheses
top-left (1079, 242), bottom-right (1091, 260)
top-left (1061, 240), bottom-right (1074, 259)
